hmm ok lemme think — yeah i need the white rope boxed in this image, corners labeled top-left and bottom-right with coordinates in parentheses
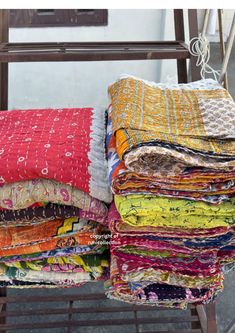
top-left (188, 33), bottom-right (220, 81)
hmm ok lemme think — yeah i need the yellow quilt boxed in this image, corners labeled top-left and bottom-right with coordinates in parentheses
top-left (115, 194), bottom-right (235, 228)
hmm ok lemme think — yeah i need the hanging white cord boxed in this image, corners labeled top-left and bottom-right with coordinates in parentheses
top-left (188, 33), bottom-right (220, 81)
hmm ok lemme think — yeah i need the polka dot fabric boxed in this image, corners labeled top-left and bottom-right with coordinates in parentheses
top-left (0, 108), bottom-right (111, 203)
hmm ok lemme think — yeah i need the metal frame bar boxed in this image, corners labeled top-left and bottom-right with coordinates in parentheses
top-left (0, 41), bottom-right (191, 63)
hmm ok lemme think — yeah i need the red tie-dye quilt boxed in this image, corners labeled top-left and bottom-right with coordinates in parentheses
top-left (0, 107), bottom-right (111, 203)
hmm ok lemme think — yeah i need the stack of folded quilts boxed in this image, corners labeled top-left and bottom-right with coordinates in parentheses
top-left (0, 107), bottom-right (112, 287)
top-left (105, 75), bottom-right (235, 308)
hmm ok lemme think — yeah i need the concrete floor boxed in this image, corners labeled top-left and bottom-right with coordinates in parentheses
top-left (4, 42), bottom-right (235, 333)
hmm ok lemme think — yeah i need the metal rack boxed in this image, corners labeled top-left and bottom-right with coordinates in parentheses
top-left (0, 9), bottom-right (217, 333)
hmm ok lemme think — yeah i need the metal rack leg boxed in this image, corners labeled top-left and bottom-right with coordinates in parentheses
top-left (0, 287), bottom-right (7, 333)
top-left (207, 302), bottom-right (217, 333)
top-left (188, 9), bottom-right (202, 82)
top-left (191, 305), bottom-right (202, 331)
top-left (174, 9), bottom-right (188, 83)
top-left (0, 9), bottom-right (9, 110)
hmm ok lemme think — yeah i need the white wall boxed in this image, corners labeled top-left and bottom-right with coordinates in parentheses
top-left (9, 9), bottom-right (165, 109)
top-left (8, 9), bottom-right (234, 110)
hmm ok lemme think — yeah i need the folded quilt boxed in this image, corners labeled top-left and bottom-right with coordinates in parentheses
top-left (218, 242), bottom-right (235, 265)
top-left (0, 179), bottom-right (108, 220)
top-left (105, 257), bottom-right (222, 308)
top-left (115, 195), bottom-right (235, 228)
top-left (108, 203), bottom-right (234, 238)
top-left (0, 203), bottom-right (107, 227)
top-left (0, 244), bottom-right (107, 263)
top-left (113, 250), bottom-right (220, 278)
top-left (0, 107), bottom-right (111, 203)
top-left (0, 280), bottom-right (84, 288)
top-left (0, 203), bottom-right (80, 226)
top-left (108, 76), bottom-right (235, 175)
top-left (0, 217), bottom-right (106, 257)
top-left (106, 108), bottom-right (235, 204)
top-left (124, 144), bottom-right (235, 177)
top-left (106, 281), bottom-right (219, 309)
top-left (0, 265), bottom-right (106, 284)
top-left (119, 268), bottom-right (222, 289)
top-left (3, 252), bottom-right (109, 276)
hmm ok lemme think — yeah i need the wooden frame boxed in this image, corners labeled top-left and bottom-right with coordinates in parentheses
top-left (0, 8), bottom-right (217, 333)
